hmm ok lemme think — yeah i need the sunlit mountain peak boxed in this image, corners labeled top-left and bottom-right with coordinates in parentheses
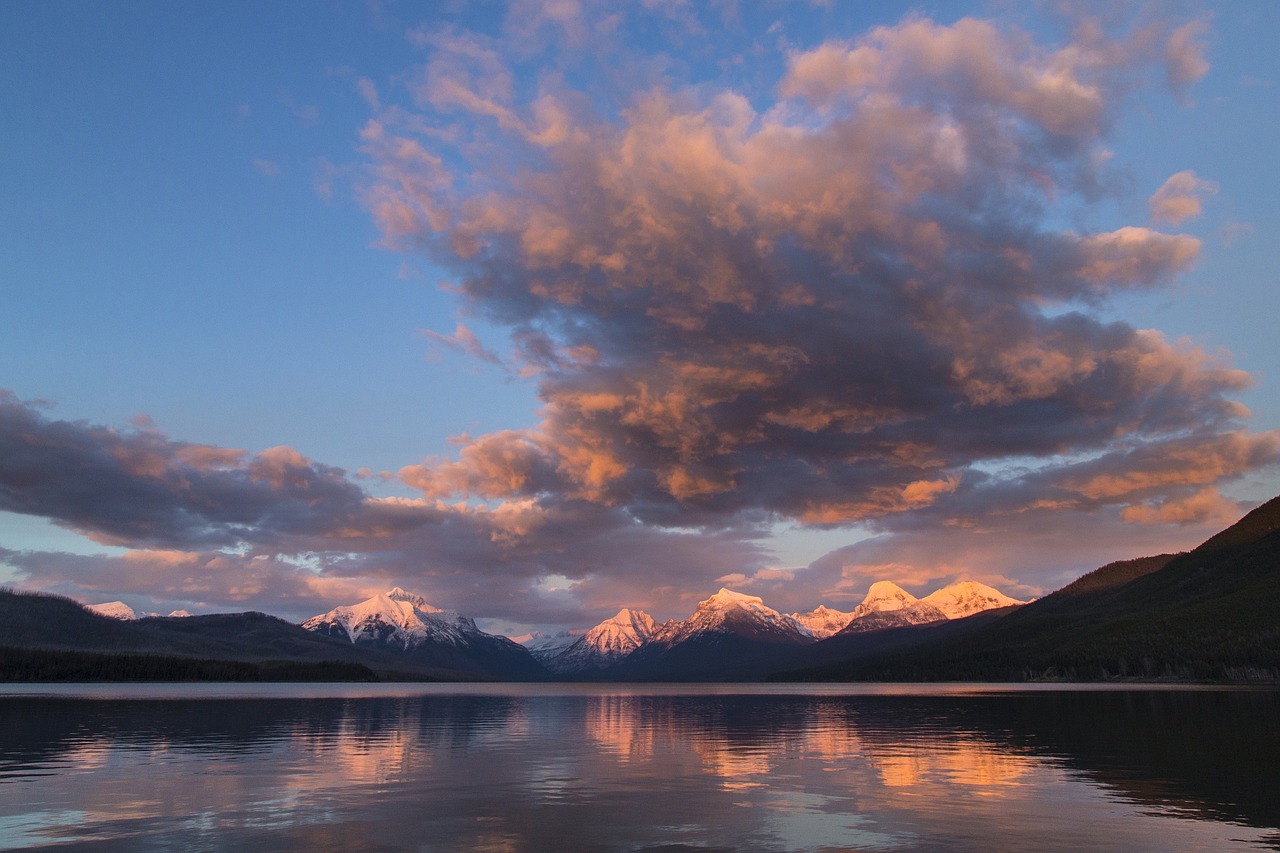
top-left (853, 582), bottom-right (918, 616)
top-left (789, 605), bottom-right (857, 639)
top-left (701, 588), bottom-right (767, 609)
top-left (583, 609), bottom-right (657, 652)
top-left (922, 581), bottom-right (1026, 619)
top-left (85, 601), bottom-right (139, 621)
top-left (528, 608), bottom-right (656, 673)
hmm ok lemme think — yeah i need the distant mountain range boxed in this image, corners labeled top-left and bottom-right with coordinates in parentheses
top-left (520, 582), bottom-right (1024, 679)
top-left (85, 601), bottom-right (191, 620)
top-left (4, 494), bottom-right (1277, 682)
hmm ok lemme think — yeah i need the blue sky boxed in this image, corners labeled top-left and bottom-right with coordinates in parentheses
top-left (1, 2), bottom-right (1277, 632)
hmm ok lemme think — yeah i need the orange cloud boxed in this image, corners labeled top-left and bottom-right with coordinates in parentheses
top-left (1121, 488), bottom-right (1242, 526)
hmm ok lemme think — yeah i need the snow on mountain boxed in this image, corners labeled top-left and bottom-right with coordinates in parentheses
top-left (921, 581), bottom-right (1026, 619)
top-left (583, 608), bottom-right (657, 656)
top-left (520, 630), bottom-right (582, 660)
top-left (166, 610), bottom-right (192, 618)
top-left (301, 587), bottom-right (478, 650)
top-left (832, 579), bottom-right (1025, 636)
top-left (539, 609), bottom-right (657, 674)
top-left (85, 601), bottom-right (138, 621)
top-left (788, 605), bottom-right (856, 639)
top-left (301, 588), bottom-right (546, 679)
top-left (651, 588), bottom-right (811, 647)
top-left (849, 581), bottom-right (919, 618)
top-left (835, 582), bottom-right (947, 634)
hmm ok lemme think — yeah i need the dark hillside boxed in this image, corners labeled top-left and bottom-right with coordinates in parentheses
top-left (0, 588), bottom-right (470, 681)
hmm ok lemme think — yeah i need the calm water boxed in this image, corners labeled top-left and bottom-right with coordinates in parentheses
top-left (0, 683), bottom-right (1276, 852)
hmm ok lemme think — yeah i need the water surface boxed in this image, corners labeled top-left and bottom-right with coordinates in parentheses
top-left (1, 683), bottom-right (1276, 851)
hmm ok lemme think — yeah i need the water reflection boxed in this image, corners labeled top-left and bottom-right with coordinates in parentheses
top-left (0, 686), bottom-right (1276, 851)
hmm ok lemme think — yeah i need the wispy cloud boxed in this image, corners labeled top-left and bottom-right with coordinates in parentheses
top-left (423, 323), bottom-right (505, 366)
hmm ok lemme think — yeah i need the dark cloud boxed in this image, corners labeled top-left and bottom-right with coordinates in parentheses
top-left (0, 391), bottom-right (368, 549)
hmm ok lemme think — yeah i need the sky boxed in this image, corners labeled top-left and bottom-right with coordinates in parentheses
top-left (1, 1), bottom-right (1278, 635)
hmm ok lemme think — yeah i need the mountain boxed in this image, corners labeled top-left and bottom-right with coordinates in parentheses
top-left (605, 589), bottom-right (814, 681)
top-left (848, 581), bottom-right (918, 618)
top-left (835, 582), bottom-right (947, 634)
top-left (519, 630), bottom-right (581, 661)
top-left (537, 609), bottom-right (656, 675)
top-left (85, 601), bottom-right (139, 620)
top-left (780, 495), bottom-right (1280, 682)
top-left (788, 605), bottom-right (856, 639)
top-left (653, 589), bottom-right (809, 646)
top-left (302, 588), bottom-right (546, 680)
top-left (921, 581), bottom-right (1026, 619)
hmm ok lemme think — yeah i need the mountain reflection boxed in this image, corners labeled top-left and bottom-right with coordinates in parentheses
top-left (0, 687), bottom-right (1276, 851)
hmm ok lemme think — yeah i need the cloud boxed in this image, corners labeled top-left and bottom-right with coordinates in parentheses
top-left (1120, 487), bottom-right (1242, 526)
top-left (0, 547), bottom-right (379, 619)
top-left (361, 11), bottom-right (1271, 544)
top-left (1149, 170), bottom-right (1218, 226)
top-left (779, 17), bottom-right (1109, 136)
top-left (1164, 19), bottom-right (1211, 95)
top-left (251, 158), bottom-right (281, 177)
top-left (356, 77), bottom-right (381, 111)
top-left (423, 323), bottom-right (505, 366)
top-left (0, 391), bottom-right (771, 622)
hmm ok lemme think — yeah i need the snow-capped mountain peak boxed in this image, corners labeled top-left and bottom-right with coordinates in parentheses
top-left (301, 589), bottom-right (545, 679)
top-left (921, 581), bottom-right (1025, 619)
top-left (652, 587), bottom-right (809, 646)
top-left (385, 586), bottom-right (437, 611)
top-left (852, 581), bottom-right (918, 617)
top-left (788, 604), bottom-right (856, 639)
top-left (533, 608), bottom-right (658, 673)
top-left (517, 629), bottom-right (580, 652)
top-left (833, 582), bottom-right (947, 635)
top-left (301, 589), bottom-right (477, 650)
top-left (704, 587), bottom-right (762, 606)
top-left (86, 601), bottom-right (138, 621)
top-left (582, 608), bottom-right (657, 655)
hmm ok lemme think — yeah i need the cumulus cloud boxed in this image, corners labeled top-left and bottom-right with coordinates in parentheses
top-left (363, 10), bottom-right (1273, 544)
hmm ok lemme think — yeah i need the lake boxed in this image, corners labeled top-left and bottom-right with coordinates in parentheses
top-left (0, 682), bottom-right (1276, 851)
